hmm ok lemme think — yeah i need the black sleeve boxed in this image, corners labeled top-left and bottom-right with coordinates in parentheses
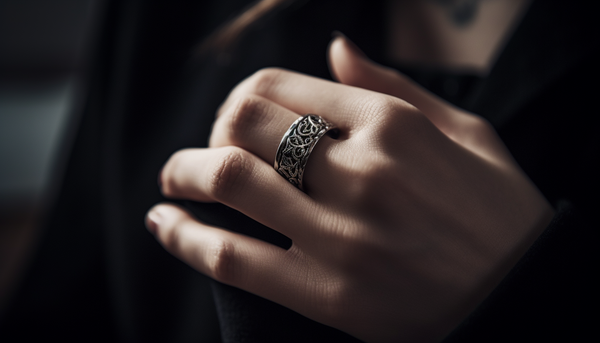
top-left (443, 201), bottom-right (598, 342)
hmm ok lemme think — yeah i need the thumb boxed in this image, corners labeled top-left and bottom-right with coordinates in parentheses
top-left (327, 32), bottom-right (456, 127)
top-left (327, 33), bottom-right (512, 163)
top-left (328, 32), bottom-right (399, 94)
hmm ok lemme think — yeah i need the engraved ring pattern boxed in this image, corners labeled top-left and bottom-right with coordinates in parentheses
top-left (274, 114), bottom-right (336, 190)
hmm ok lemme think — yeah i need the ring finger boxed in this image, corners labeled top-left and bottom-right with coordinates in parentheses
top-left (210, 94), bottom-right (343, 196)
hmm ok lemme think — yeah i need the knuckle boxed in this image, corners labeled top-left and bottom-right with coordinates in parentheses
top-left (359, 94), bottom-right (398, 121)
top-left (360, 95), bottom-right (423, 131)
top-left (161, 219), bottom-right (186, 252)
top-left (208, 148), bottom-right (252, 201)
top-left (226, 96), bottom-right (263, 140)
top-left (207, 238), bottom-right (237, 283)
top-left (246, 67), bottom-right (286, 95)
top-left (373, 103), bottom-right (427, 143)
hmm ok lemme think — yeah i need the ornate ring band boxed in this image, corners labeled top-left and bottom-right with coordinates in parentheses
top-left (274, 114), bottom-right (337, 190)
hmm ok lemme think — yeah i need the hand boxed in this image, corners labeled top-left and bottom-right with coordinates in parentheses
top-left (146, 35), bottom-right (554, 342)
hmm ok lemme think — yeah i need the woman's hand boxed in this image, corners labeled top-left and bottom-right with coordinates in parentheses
top-left (146, 35), bottom-right (553, 342)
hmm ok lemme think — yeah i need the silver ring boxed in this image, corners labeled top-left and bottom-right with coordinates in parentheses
top-left (274, 114), bottom-right (337, 190)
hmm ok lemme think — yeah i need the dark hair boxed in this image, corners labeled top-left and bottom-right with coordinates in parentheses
top-left (195, 0), bottom-right (299, 57)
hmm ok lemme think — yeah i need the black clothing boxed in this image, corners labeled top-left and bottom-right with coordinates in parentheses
top-left (2, 0), bottom-right (598, 342)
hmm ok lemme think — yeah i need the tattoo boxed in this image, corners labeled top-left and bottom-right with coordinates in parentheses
top-left (429, 0), bottom-right (482, 27)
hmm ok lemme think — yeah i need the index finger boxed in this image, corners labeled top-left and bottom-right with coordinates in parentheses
top-left (218, 68), bottom-right (412, 130)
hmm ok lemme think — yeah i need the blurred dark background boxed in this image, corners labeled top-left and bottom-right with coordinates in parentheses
top-left (0, 0), bottom-right (98, 314)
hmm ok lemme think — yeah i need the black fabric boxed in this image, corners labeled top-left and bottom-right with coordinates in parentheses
top-left (1, 0), bottom-right (598, 342)
top-left (443, 201), bottom-right (598, 342)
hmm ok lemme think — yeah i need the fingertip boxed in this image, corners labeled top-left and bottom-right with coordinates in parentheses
top-left (145, 209), bottom-right (160, 235)
top-left (327, 31), bottom-right (371, 84)
top-left (327, 33), bottom-right (343, 81)
top-left (330, 31), bottom-right (367, 59)
top-left (145, 203), bottom-right (185, 237)
top-left (327, 34), bottom-right (347, 82)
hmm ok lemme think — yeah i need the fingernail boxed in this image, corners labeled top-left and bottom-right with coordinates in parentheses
top-left (331, 30), bottom-right (367, 58)
top-left (145, 209), bottom-right (162, 235)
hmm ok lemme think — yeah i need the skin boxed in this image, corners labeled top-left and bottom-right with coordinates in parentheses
top-left (146, 36), bottom-right (554, 342)
top-left (386, 0), bottom-right (531, 74)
